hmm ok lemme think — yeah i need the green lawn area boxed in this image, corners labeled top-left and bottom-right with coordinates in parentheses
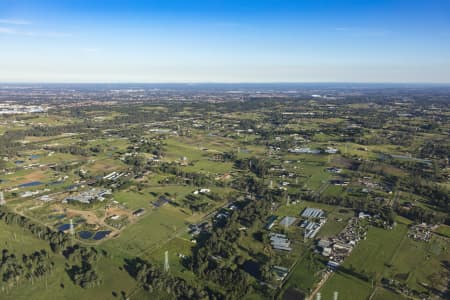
top-left (435, 224), bottom-right (450, 238)
top-left (164, 137), bottom-right (213, 161)
top-left (320, 217), bottom-right (450, 298)
top-left (318, 208), bottom-right (354, 238)
top-left (342, 223), bottom-right (408, 278)
top-left (299, 160), bottom-right (331, 190)
top-left (114, 185), bottom-right (196, 210)
top-left (102, 205), bottom-right (187, 256)
top-left (385, 235), bottom-right (450, 293)
top-left (146, 236), bottom-right (197, 281)
top-left (113, 189), bottom-right (153, 210)
top-left (0, 221), bottom-right (50, 254)
top-left (320, 272), bottom-right (372, 300)
top-left (183, 159), bottom-right (233, 174)
top-left (372, 288), bottom-right (407, 300)
top-left (281, 253), bottom-right (323, 296)
top-left (319, 222), bottom-right (406, 299)
top-left (164, 135), bottom-right (238, 174)
top-left (276, 200), bottom-right (339, 218)
top-left (4, 256), bottom-right (139, 300)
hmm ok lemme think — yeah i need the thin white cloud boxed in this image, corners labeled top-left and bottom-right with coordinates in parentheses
top-left (0, 19), bottom-right (31, 25)
top-left (0, 27), bottom-right (16, 34)
top-left (0, 27), bottom-right (71, 37)
top-left (24, 31), bottom-right (72, 38)
top-left (0, 18), bottom-right (70, 37)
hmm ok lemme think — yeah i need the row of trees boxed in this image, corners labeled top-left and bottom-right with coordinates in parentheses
top-left (0, 208), bottom-right (70, 253)
top-left (155, 163), bottom-right (213, 187)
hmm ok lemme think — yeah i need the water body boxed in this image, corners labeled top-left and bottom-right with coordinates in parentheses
top-left (57, 224), bottom-right (71, 231)
top-left (19, 181), bottom-right (43, 188)
top-left (78, 231), bottom-right (93, 239)
top-left (379, 153), bottom-right (431, 164)
top-left (48, 214), bottom-right (66, 220)
top-left (390, 154), bottom-right (431, 163)
top-left (92, 231), bottom-right (111, 240)
top-left (30, 155), bottom-right (40, 159)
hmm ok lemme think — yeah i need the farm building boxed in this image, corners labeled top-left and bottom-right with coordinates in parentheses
top-left (265, 215), bottom-right (278, 230)
top-left (63, 188), bottom-right (111, 204)
top-left (132, 208), bottom-right (145, 217)
top-left (270, 233), bottom-right (292, 252)
top-left (153, 196), bottom-right (170, 207)
top-left (279, 216), bottom-right (297, 227)
top-left (317, 239), bottom-right (332, 249)
top-left (272, 266), bottom-right (289, 281)
top-left (300, 219), bottom-right (325, 238)
top-left (193, 188), bottom-right (211, 195)
top-left (301, 207), bottom-right (324, 218)
top-left (103, 171), bottom-right (125, 181)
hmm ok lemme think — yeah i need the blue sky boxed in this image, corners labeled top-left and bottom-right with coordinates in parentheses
top-left (0, 0), bottom-right (449, 83)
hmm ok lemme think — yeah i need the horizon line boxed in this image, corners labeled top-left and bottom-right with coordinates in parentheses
top-left (1, 81), bottom-right (450, 86)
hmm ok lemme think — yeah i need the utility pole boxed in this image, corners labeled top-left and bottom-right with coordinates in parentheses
top-left (304, 228), bottom-right (307, 243)
top-left (164, 251), bottom-right (170, 272)
top-left (333, 291), bottom-right (339, 300)
top-left (69, 219), bottom-right (74, 236)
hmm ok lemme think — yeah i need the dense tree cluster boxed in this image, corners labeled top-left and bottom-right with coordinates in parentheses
top-left (0, 249), bottom-right (53, 292)
top-left (125, 257), bottom-right (217, 300)
top-left (64, 245), bottom-right (105, 288)
top-left (44, 145), bottom-right (89, 156)
top-left (234, 156), bottom-right (270, 178)
top-left (187, 179), bottom-right (276, 298)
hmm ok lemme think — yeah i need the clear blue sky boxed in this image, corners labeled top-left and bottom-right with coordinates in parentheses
top-left (1, 0), bottom-right (449, 83)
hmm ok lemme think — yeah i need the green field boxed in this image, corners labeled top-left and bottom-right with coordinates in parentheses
top-left (320, 217), bottom-right (450, 299)
top-left (0, 222), bottom-right (139, 300)
top-left (102, 205), bottom-right (188, 256)
top-left (320, 272), bottom-right (372, 300)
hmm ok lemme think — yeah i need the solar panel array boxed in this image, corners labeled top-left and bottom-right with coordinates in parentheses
top-left (301, 207), bottom-right (324, 218)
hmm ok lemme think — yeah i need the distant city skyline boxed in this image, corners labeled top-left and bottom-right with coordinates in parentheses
top-left (1, 0), bottom-right (450, 83)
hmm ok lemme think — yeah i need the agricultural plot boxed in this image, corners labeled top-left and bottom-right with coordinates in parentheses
top-left (320, 272), bottom-right (372, 300)
top-left (320, 218), bottom-right (450, 298)
top-left (102, 205), bottom-right (187, 256)
top-left (146, 237), bottom-right (196, 280)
